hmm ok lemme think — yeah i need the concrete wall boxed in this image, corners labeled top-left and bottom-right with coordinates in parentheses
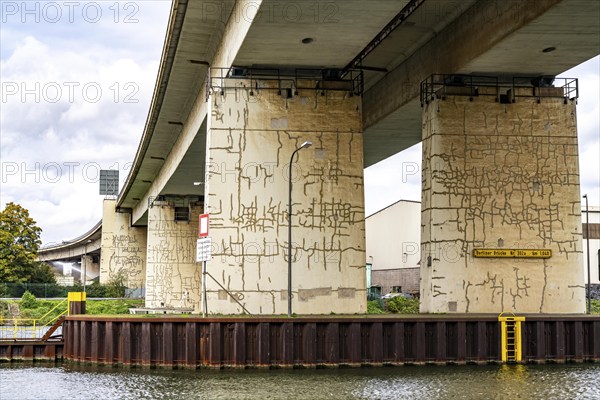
top-left (366, 200), bottom-right (421, 271)
top-left (145, 202), bottom-right (202, 310)
top-left (99, 199), bottom-right (147, 288)
top-left (204, 81), bottom-right (366, 314)
top-left (421, 91), bottom-right (584, 313)
top-left (371, 267), bottom-right (420, 295)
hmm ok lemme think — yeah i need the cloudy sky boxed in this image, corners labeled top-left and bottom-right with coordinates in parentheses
top-left (1, 1), bottom-right (598, 246)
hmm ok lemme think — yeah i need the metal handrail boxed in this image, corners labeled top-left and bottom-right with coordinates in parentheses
top-left (420, 74), bottom-right (578, 106)
top-left (207, 67), bottom-right (364, 98)
top-left (0, 298), bottom-right (68, 340)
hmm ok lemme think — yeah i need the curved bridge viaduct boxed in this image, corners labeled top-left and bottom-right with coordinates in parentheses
top-left (39, 0), bottom-right (600, 315)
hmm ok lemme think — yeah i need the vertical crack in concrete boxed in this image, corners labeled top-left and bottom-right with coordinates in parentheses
top-left (464, 280), bottom-right (471, 312)
top-left (509, 267), bottom-right (530, 310)
top-left (539, 259), bottom-right (549, 313)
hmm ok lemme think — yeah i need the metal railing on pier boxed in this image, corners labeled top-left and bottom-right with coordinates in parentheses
top-left (420, 74), bottom-right (578, 106)
top-left (0, 298), bottom-right (68, 340)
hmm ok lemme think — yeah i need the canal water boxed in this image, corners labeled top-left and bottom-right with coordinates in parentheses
top-left (1, 363), bottom-right (598, 399)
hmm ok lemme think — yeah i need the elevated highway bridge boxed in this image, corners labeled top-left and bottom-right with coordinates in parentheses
top-left (38, 222), bottom-right (102, 282)
top-left (39, 0), bottom-right (600, 315)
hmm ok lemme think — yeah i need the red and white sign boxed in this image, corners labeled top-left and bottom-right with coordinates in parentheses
top-left (199, 213), bottom-right (209, 238)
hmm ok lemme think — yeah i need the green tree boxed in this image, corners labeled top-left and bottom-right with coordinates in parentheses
top-left (0, 202), bottom-right (42, 283)
top-left (29, 263), bottom-right (58, 284)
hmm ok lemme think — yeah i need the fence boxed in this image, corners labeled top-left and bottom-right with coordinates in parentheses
top-left (0, 283), bottom-right (78, 299)
top-left (0, 283), bottom-right (145, 299)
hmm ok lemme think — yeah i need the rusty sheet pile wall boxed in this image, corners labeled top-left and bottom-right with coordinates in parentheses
top-left (0, 341), bottom-right (62, 362)
top-left (59, 316), bottom-right (600, 368)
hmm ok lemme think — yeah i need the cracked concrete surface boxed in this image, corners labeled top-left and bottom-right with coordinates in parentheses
top-left (204, 82), bottom-right (367, 314)
top-left (100, 199), bottom-right (147, 288)
top-left (421, 93), bottom-right (585, 313)
top-left (145, 202), bottom-right (202, 311)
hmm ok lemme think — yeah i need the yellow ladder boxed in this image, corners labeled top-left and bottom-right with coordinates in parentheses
top-left (498, 312), bottom-right (525, 363)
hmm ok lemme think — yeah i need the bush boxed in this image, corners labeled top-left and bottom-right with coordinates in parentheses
top-left (85, 281), bottom-right (107, 298)
top-left (0, 300), bottom-right (8, 318)
top-left (367, 300), bottom-right (385, 314)
top-left (20, 291), bottom-right (37, 308)
top-left (385, 296), bottom-right (419, 314)
top-left (104, 270), bottom-right (127, 298)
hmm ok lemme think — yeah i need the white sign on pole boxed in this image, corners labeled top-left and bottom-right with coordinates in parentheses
top-left (196, 238), bottom-right (212, 262)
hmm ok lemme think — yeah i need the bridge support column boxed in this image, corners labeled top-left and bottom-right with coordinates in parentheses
top-left (100, 199), bottom-right (147, 291)
top-left (420, 86), bottom-right (585, 313)
top-left (145, 201), bottom-right (203, 311)
top-left (80, 255), bottom-right (98, 284)
top-left (204, 81), bottom-right (366, 314)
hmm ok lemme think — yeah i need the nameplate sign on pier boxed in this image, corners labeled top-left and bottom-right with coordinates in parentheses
top-left (473, 249), bottom-right (552, 258)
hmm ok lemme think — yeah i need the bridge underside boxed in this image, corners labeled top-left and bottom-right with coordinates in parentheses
top-left (40, 0), bottom-right (599, 314)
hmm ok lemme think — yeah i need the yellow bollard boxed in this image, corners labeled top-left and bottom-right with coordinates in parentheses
top-left (68, 292), bottom-right (87, 316)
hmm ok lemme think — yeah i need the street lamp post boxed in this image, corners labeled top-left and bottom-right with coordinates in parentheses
top-left (288, 140), bottom-right (312, 317)
top-left (583, 194), bottom-right (591, 314)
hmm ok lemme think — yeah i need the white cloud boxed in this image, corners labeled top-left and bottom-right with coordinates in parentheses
top-left (1, 1), bottom-right (171, 245)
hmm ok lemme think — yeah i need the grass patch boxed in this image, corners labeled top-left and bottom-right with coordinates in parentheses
top-left (86, 299), bottom-right (144, 315)
top-left (0, 291), bottom-right (143, 323)
top-left (592, 299), bottom-right (600, 314)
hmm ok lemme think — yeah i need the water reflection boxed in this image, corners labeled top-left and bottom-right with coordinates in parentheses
top-left (0, 363), bottom-right (598, 400)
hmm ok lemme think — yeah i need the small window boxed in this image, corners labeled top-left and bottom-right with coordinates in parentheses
top-left (174, 207), bottom-right (190, 222)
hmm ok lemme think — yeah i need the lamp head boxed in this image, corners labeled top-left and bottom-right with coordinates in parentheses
top-left (583, 194), bottom-right (587, 198)
top-left (300, 141), bottom-right (312, 149)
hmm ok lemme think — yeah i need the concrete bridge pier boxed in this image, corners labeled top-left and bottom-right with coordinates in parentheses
top-left (203, 76), bottom-right (367, 315)
top-left (144, 200), bottom-right (203, 311)
top-left (80, 255), bottom-right (98, 284)
top-left (99, 199), bottom-right (147, 289)
top-left (101, 198), bottom-right (203, 310)
top-left (419, 79), bottom-right (585, 314)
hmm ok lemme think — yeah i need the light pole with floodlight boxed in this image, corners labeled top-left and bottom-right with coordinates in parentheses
top-left (288, 140), bottom-right (312, 317)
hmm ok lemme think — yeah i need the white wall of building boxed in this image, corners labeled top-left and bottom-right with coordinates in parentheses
top-left (366, 200), bottom-right (421, 271)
